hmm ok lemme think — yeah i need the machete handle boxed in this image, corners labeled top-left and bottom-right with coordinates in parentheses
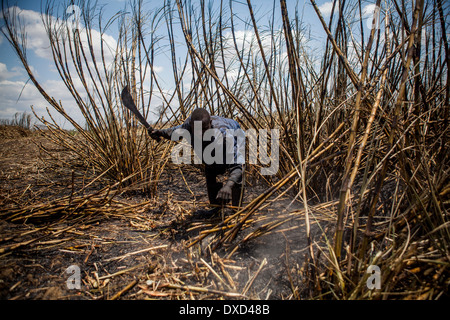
top-left (147, 127), bottom-right (161, 142)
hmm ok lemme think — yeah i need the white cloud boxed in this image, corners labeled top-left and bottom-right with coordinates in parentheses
top-left (0, 63), bottom-right (21, 81)
top-left (318, 1), bottom-right (338, 17)
top-left (222, 29), bottom-right (276, 69)
top-left (1, 7), bottom-right (50, 59)
top-left (362, 3), bottom-right (378, 18)
top-left (225, 30), bottom-right (256, 48)
top-left (223, 29), bottom-right (274, 54)
top-left (0, 79), bottom-right (47, 119)
top-left (2, 6), bottom-right (117, 68)
top-left (152, 65), bottom-right (164, 73)
top-left (0, 6), bottom-right (120, 128)
top-left (0, 78), bottom-right (85, 127)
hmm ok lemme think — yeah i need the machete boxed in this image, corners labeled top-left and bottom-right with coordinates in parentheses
top-left (121, 85), bottom-right (160, 141)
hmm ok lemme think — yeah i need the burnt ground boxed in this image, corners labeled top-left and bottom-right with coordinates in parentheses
top-left (0, 127), bottom-right (323, 300)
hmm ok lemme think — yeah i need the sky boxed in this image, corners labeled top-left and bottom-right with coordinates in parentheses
top-left (0, 0), bottom-right (380, 129)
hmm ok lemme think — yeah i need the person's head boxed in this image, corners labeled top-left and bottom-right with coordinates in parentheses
top-left (190, 108), bottom-right (211, 137)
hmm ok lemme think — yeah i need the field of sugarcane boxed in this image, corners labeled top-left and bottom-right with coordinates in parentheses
top-left (0, 0), bottom-right (448, 300)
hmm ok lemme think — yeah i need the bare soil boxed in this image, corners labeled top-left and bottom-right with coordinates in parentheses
top-left (0, 127), bottom-right (314, 300)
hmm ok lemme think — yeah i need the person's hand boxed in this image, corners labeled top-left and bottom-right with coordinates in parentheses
top-left (148, 128), bottom-right (163, 141)
top-left (216, 181), bottom-right (234, 202)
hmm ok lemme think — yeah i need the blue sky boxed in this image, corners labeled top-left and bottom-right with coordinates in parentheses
top-left (0, 0), bottom-right (379, 128)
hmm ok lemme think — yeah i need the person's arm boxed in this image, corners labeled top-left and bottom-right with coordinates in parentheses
top-left (217, 124), bottom-right (245, 201)
top-left (216, 164), bottom-right (243, 201)
top-left (150, 117), bottom-right (191, 140)
top-left (227, 164), bottom-right (243, 185)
